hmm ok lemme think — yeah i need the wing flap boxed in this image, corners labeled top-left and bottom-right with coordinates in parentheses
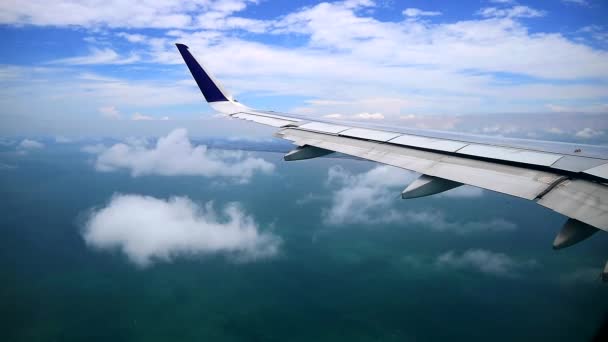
top-left (390, 134), bottom-right (467, 152)
top-left (538, 179), bottom-right (608, 230)
top-left (584, 163), bottom-right (608, 179)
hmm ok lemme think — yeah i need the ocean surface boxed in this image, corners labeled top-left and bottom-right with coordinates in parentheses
top-left (0, 140), bottom-right (606, 341)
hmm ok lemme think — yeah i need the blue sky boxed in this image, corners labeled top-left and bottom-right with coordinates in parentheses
top-left (0, 0), bottom-right (607, 138)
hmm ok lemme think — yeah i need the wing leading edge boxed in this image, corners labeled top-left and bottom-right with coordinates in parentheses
top-left (176, 43), bottom-right (608, 281)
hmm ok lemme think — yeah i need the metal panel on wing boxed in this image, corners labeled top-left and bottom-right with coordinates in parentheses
top-left (340, 128), bottom-right (401, 142)
top-left (537, 179), bottom-right (608, 231)
top-left (551, 155), bottom-right (607, 173)
top-left (299, 122), bottom-right (351, 134)
top-left (389, 134), bottom-right (468, 152)
top-left (458, 144), bottom-right (563, 166)
top-left (584, 162), bottom-right (608, 180)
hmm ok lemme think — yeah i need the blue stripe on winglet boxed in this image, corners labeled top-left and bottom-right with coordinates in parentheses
top-left (175, 43), bottom-right (228, 103)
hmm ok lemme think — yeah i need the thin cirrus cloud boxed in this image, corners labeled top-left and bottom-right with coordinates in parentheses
top-left (82, 194), bottom-right (281, 267)
top-left (402, 8), bottom-right (442, 17)
top-left (49, 48), bottom-right (140, 65)
top-left (321, 165), bottom-right (514, 234)
top-left (88, 128), bottom-right (275, 183)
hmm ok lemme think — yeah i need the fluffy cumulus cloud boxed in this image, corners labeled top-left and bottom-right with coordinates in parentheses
top-left (322, 165), bottom-right (513, 233)
top-left (91, 128), bottom-right (274, 182)
top-left (323, 165), bottom-right (416, 225)
top-left (436, 249), bottom-right (538, 277)
top-left (82, 194), bottom-right (281, 267)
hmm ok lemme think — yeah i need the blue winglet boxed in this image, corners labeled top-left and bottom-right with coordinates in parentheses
top-left (176, 43), bottom-right (229, 103)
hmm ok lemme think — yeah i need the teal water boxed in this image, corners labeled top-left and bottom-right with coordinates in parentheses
top-left (0, 144), bottom-right (606, 341)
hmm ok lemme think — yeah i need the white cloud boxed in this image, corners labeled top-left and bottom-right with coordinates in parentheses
top-left (354, 112), bottom-right (385, 120)
top-left (98, 106), bottom-right (122, 119)
top-left (323, 113), bottom-right (343, 119)
top-left (82, 194), bottom-right (280, 267)
top-left (131, 112), bottom-right (154, 121)
top-left (117, 32), bottom-right (147, 43)
top-left (50, 48), bottom-right (140, 65)
top-left (323, 165), bottom-right (416, 225)
top-left (131, 112), bottom-right (170, 121)
top-left (321, 112), bottom-right (385, 120)
top-left (403, 8), bottom-right (442, 18)
top-left (562, 0), bottom-right (589, 6)
top-left (546, 127), bottom-right (565, 135)
top-left (323, 165), bottom-right (513, 233)
top-left (579, 25), bottom-right (608, 43)
top-left (477, 6), bottom-right (545, 19)
top-left (436, 249), bottom-right (537, 277)
top-left (575, 127), bottom-right (604, 138)
top-left (92, 128), bottom-right (274, 182)
top-left (17, 139), bottom-right (44, 150)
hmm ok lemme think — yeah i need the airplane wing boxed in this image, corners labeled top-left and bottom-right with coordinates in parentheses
top-left (176, 43), bottom-right (608, 280)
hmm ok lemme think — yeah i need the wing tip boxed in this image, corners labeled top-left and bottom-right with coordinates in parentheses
top-left (175, 42), bottom-right (230, 103)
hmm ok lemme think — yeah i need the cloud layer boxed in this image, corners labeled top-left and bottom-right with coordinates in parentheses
top-left (92, 128), bottom-right (274, 182)
top-left (82, 194), bottom-right (281, 267)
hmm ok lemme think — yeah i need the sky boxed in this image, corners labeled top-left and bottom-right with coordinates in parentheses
top-left (0, 0), bottom-right (607, 141)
